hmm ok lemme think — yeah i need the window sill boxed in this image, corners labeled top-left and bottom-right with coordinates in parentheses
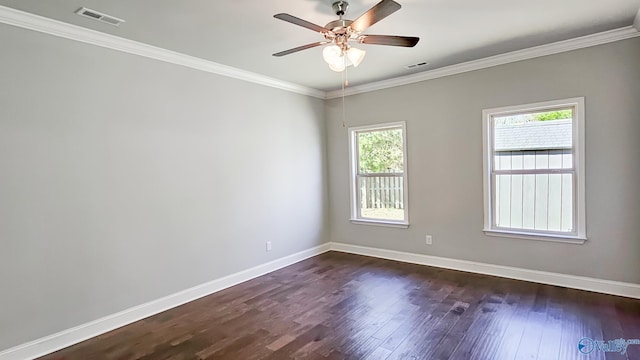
top-left (483, 229), bottom-right (586, 244)
top-left (350, 219), bottom-right (409, 229)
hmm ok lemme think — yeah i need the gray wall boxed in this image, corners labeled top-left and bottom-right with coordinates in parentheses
top-left (327, 38), bottom-right (640, 284)
top-left (0, 24), bottom-right (328, 350)
top-left (2, 17), bottom-right (639, 353)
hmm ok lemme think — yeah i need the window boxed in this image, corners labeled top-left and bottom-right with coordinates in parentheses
top-left (348, 122), bottom-right (409, 227)
top-left (482, 98), bottom-right (586, 243)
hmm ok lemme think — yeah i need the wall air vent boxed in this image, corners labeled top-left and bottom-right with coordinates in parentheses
top-left (75, 7), bottom-right (125, 26)
top-left (404, 61), bottom-right (430, 70)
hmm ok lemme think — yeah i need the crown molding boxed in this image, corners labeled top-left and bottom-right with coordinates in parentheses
top-left (0, 5), bottom-right (326, 99)
top-left (326, 26), bottom-right (640, 99)
top-left (1, 5), bottom-right (638, 101)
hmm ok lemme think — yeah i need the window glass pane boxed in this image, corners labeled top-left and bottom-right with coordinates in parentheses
top-left (495, 174), bottom-right (573, 232)
top-left (484, 99), bottom-right (584, 240)
top-left (358, 175), bottom-right (405, 221)
top-left (357, 128), bottom-right (404, 174)
top-left (494, 109), bottom-right (573, 170)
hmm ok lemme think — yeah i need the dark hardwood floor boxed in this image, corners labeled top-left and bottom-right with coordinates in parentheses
top-left (41, 252), bottom-right (640, 360)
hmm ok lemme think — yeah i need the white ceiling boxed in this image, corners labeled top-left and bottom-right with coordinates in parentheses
top-left (1, 0), bottom-right (639, 91)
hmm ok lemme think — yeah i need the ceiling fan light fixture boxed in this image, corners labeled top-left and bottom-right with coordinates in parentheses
top-left (347, 47), bottom-right (366, 67)
top-left (323, 45), bottom-right (343, 65)
top-left (323, 45), bottom-right (365, 72)
top-left (328, 61), bottom-right (346, 72)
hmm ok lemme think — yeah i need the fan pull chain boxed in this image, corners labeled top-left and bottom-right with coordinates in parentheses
top-left (341, 56), bottom-right (351, 128)
top-left (341, 65), bottom-right (346, 128)
top-left (345, 62), bottom-right (349, 87)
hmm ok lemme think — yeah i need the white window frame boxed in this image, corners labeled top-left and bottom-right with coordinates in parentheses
top-left (348, 121), bottom-right (409, 228)
top-left (482, 97), bottom-right (586, 243)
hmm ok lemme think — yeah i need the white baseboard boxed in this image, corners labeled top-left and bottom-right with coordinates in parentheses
top-left (0, 243), bottom-right (331, 360)
top-left (3, 241), bottom-right (638, 359)
top-left (329, 242), bottom-right (640, 299)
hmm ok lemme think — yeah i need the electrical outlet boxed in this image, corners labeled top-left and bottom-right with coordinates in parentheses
top-left (266, 241), bottom-right (272, 252)
top-left (425, 235), bottom-right (433, 245)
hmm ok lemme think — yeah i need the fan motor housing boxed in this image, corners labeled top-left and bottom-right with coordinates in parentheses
top-left (325, 19), bottom-right (353, 33)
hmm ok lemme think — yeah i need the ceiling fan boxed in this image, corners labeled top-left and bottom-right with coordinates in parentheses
top-left (273, 0), bottom-right (419, 72)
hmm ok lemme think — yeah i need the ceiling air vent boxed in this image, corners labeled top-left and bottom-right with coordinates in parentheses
top-left (404, 61), bottom-right (430, 70)
top-left (75, 7), bottom-right (125, 26)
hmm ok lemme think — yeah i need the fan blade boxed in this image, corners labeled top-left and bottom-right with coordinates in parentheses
top-left (360, 35), bottom-right (419, 47)
top-left (350, 0), bottom-right (402, 33)
top-left (274, 13), bottom-right (328, 33)
top-left (273, 42), bottom-right (328, 57)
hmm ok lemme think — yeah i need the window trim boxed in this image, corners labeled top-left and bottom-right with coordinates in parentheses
top-left (482, 97), bottom-right (586, 243)
top-left (348, 121), bottom-right (409, 227)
